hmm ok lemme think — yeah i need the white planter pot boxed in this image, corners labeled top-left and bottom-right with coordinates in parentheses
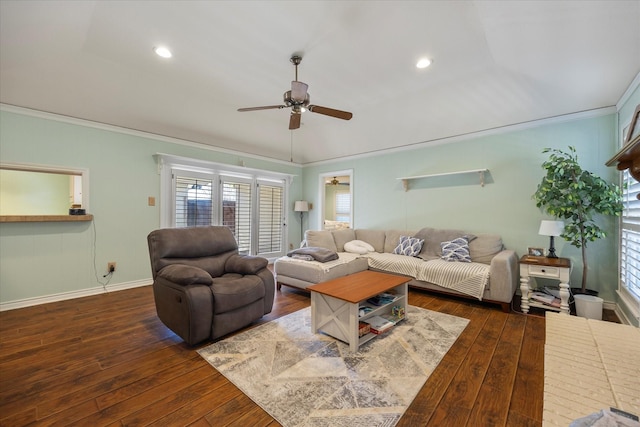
top-left (574, 294), bottom-right (603, 320)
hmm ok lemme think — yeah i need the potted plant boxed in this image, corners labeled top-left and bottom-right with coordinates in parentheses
top-left (532, 146), bottom-right (623, 294)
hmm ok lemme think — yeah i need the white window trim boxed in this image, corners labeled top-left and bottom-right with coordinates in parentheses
top-left (155, 153), bottom-right (292, 259)
top-left (617, 119), bottom-right (640, 325)
top-left (617, 287), bottom-right (640, 324)
top-left (155, 153), bottom-right (293, 228)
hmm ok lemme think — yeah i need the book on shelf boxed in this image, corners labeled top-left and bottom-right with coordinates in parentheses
top-left (358, 321), bottom-right (371, 337)
top-left (366, 292), bottom-right (398, 307)
top-left (363, 315), bottom-right (394, 334)
top-left (531, 292), bottom-right (561, 308)
top-left (381, 312), bottom-right (405, 325)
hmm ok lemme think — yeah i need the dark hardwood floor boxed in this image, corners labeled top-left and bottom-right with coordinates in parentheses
top-left (0, 282), bottom-right (551, 426)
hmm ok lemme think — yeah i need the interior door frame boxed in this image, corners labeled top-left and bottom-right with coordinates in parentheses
top-left (318, 169), bottom-right (353, 230)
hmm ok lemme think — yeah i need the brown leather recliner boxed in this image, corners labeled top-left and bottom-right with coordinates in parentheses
top-left (147, 226), bottom-right (275, 345)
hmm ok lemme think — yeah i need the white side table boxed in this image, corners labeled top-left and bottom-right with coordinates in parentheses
top-left (519, 255), bottom-right (572, 315)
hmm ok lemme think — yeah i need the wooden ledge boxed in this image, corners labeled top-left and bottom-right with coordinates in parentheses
top-left (0, 215), bottom-right (94, 223)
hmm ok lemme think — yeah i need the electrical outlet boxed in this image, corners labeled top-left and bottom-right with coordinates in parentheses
top-left (108, 262), bottom-right (116, 272)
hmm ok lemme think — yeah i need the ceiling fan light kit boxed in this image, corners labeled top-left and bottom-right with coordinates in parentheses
top-left (238, 55), bottom-right (353, 130)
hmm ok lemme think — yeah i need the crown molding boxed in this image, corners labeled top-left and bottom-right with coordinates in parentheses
top-left (616, 71), bottom-right (640, 111)
top-left (304, 106), bottom-right (617, 167)
top-left (1, 103), bottom-right (617, 169)
top-left (0, 103), bottom-right (303, 168)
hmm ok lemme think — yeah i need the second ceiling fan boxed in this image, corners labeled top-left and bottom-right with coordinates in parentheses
top-left (238, 55), bottom-right (353, 130)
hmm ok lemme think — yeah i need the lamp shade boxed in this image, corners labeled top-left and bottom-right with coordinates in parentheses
top-left (294, 201), bottom-right (309, 212)
top-left (538, 220), bottom-right (564, 236)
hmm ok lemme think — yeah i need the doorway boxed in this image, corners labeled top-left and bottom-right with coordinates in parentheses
top-left (319, 170), bottom-right (353, 230)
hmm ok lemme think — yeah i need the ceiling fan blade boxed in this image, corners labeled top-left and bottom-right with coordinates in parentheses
top-left (237, 105), bottom-right (285, 112)
top-left (289, 112), bottom-right (301, 130)
top-left (307, 105), bottom-right (353, 120)
top-left (291, 81), bottom-right (308, 103)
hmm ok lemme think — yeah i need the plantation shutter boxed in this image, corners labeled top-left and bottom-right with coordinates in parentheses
top-left (621, 169), bottom-right (640, 300)
top-left (173, 172), bottom-right (214, 228)
top-left (164, 155), bottom-right (289, 259)
top-left (257, 181), bottom-right (284, 257)
top-left (221, 176), bottom-right (252, 254)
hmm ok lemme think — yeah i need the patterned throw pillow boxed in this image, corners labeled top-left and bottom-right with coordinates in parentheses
top-left (441, 236), bottom-right (472, 262)
top-left (393, 236), bottom-right (424, 257)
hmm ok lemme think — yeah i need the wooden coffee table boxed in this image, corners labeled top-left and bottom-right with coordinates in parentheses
top-left (308, 270), bottom-right (409, 352)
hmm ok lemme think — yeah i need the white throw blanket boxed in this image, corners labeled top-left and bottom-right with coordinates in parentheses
top-left (366, 253), bottom-right (490, 300)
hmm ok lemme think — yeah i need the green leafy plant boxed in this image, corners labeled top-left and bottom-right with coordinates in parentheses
top-left (533, 146), bottom-right (623, 292)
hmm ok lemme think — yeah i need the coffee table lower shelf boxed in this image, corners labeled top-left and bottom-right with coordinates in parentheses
top-left (309, 272), bottom-right (408, 352)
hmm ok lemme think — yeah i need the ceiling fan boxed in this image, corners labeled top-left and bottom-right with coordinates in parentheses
top-left (238, 55), bottom-right (353, 130)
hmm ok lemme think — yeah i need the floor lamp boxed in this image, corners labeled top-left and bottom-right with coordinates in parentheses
top-left (294, 201), bottom-right (309, 241)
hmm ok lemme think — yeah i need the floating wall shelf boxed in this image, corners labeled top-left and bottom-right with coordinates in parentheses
top-left (397, 169), bottom-right (489, 191)
top-left (0, 215), bottom-right (94, 223)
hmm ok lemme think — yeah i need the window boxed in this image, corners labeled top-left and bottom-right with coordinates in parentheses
top-left (335, 192), bottom-right (351, 222)
top-left (221, 176), bottom-right (252, 254)
top-left (158, 154), bottom-right (291, 259)
top-left (620, 169), bottom-right (640, 302)
top-left (174, 173), bottom-right (214, 227)
top-left (257, 181), bottom-right (284, 256)
top-left (618, 115), bottom-right (640, 322)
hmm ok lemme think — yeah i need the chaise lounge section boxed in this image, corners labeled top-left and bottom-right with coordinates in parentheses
top-left (275, 227), bottom-right (519, 312)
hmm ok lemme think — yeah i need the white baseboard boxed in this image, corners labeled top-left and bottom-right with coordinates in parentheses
top-left (0, 279), bottom-right (152, 312)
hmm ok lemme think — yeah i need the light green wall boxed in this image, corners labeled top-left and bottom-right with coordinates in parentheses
top-left (0, 169), bottom-right (71, 215)
top-left (0, 103), bottom-right (631, 309)
top-left (303, 113), bottom-right (620, 302)
top-left (0, 110), bottom-right (302, 305)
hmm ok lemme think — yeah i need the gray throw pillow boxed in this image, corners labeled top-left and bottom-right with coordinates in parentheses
top-left (441, 237), bottom-right (472, 262)
top-left (393, 236), bottom-right (424, 257)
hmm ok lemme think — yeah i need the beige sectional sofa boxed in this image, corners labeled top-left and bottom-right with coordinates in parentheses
top-left (274, 227), bottom-right (519, 312)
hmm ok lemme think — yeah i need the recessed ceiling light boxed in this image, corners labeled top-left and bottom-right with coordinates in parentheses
top-left (416, 58), bottom-right (432, 69)
top-left (154, 46), bottom-right (172, 58)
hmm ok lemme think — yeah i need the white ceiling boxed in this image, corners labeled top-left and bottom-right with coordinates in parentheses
top-left (1, 1), bottom-right (639, 164)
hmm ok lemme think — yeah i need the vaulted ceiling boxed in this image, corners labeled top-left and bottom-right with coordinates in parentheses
top-left (1, 1), bottom-right (639, 164)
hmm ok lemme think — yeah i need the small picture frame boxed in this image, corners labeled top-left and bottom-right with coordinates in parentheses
top-left (528, 247), bottom-right (544, 257)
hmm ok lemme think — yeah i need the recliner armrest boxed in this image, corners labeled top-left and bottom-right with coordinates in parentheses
top-left (225, 254), bottom-right (268, 275)
top-left (158, 264), bottom-right (213, 286)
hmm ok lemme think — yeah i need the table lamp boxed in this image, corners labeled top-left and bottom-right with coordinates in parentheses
top-left (538, 220), bottom-right (564, 258)
top-left (294, 201), bottom-right (309, 240)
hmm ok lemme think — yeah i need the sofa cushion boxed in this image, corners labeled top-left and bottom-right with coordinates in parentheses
top-left (355, 229), bottom-right (386, 253)
top-left (441, 237), bottom-right (472, 262)
top-left (414, 228), bottom-right (467, 259)
top-left (332, 229), bottom-right (357, 251)
top-left (305, 230), bottom-right (337, 252)
top-left (275, 253), bottom-right (369, 285)
top-left (469, 234), bottom-right (504, 264)
top-left (393, 236), bottom-right (424, 257)
top-left (210, 274), bottom-right (265, 313)
top-left (344, 240), bottom-right (375, 254)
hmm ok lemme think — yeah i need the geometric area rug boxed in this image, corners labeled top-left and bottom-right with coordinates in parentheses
top-left (198, 305), bottom-right (469, 427)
